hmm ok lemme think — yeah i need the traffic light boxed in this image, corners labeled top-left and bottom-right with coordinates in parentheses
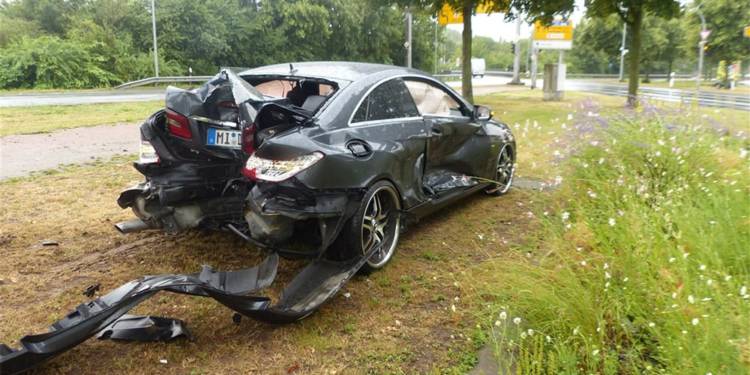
top-left (510, 42), bottom-right (516, 54)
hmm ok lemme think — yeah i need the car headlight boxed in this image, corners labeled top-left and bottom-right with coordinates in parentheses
top-left (242, 152), bottom-right (324, 182)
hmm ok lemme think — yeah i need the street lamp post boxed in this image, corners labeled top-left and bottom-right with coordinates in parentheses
top-left (151, 0), bottom-right (159, 77)
top-left (405, 8), bottom-right (413, 68)
top-left (695, 6), bottom-right (707, 93)
top-left (509, 15), bottom-right (522, 84)
top-left (618, 23), bottom-right (627, 82)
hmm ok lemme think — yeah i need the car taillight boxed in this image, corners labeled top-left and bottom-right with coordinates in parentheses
top-left (242, 124), bottom-right (256, 155)
top-left (242, 152), bottom-right (324, 182)
top-left (139, 139), bottom-right (159, 164)
top-left (166, 109), bottom-right (191, 139)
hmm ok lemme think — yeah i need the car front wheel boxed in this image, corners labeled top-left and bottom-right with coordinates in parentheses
top-left (485, 144), bottom-right (514, 196)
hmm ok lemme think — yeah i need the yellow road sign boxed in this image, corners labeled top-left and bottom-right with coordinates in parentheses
top-left (532, 20), bottom-right (574, 50)
top-left (744, 26), bottom-right (750, 38)
top-left (437, 4), bottom-right (462, 25)
top-left (437, 2), bottom-right (503, 26)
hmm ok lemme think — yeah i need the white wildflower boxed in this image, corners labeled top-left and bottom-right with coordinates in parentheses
top-left (692, 318), bottom-right (699, 326)
top-left (741, 286), bottom-right (747, 296)
top-left (561, 212), bottom-right (570, 221)
top-left (581, 260), bottom-right (587, 266)
top-left (451, 304), bottom-right (456, 312)
top-left (608, 218), bottom-right (616, 226)
top-left (499, 311), bottom-right (507, 320)
top-left (688, 295), bottom-right (695, 304)
top-left (592, 349), bottom-right (599, 356)
top-left (527, 329), bottom-right (534, 336)
top-left (699, 264), bottom-right (706, 271)
top-left (605, 271), bottom-right (611, 279)
top-left (494, 320), bottom-right (501, 327)
top-left (513, 317), bottom-right (521, 325)
top-left (648, 322), bottom-right (655, 327)
top-left (669, 257), bottom-right (676, 263)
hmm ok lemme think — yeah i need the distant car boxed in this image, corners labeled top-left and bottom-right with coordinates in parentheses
top-left (471, 58), bottom-right (486, 78)
top-left (117, 62), bottom-right (515, 271)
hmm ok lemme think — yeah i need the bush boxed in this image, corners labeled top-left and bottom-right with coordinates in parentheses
top-left (0, 36), bottom-right (117, 89)
top-left (481, 110), bottom-right (750, 373)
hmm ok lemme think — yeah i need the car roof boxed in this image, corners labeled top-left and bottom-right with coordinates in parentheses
top-left (238, 61), bottom-right (427, 83)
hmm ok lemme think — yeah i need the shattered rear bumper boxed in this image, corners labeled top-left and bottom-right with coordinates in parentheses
top-left (0, 245), bottom-right (376, 375)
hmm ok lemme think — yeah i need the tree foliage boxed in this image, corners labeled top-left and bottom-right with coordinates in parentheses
top-left (585, 0), bottom-right (681, 106)
top-left (684, 0), bottom-right (750, 84)
top-left (0, 0), bottom-right (440, 89)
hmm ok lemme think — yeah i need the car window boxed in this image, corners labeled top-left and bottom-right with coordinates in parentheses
top-left (254, 79), bottom-right (335, 99)
top-left (352, 79), bottom-right (419, 123)
top-left (404, 80), bottom-right (463, 117)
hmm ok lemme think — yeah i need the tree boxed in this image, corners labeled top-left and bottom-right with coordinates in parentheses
top-left (684, 0), bottom-right (750, 87)
top-left (399, 0), bottom-right (578, 103)
top-left (585, 0), bottom-right (681, 106)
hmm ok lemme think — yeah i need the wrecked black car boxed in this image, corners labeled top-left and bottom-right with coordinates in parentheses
top-left (117, 62), bottom-right (516, 270)
top-left (0, 63), bottom-right (516, 374)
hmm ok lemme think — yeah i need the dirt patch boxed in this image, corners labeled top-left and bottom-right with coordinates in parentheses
top-left (0, 123), bottom-right (139, 180)
top-left (0, 158), bottom-right (542, 373)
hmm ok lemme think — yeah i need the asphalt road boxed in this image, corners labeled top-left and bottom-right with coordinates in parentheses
top-left (0, 89), bottom-right (163, 107)
top-left (2, 77), bottom-right (747, 110)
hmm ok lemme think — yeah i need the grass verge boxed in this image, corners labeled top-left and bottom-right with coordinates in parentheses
top-left (0, 100), bottom-right (162, 136)
top-left (1, 90), bottom-right (745, 373)
top-left (468, 102), bottom-right (750, 373)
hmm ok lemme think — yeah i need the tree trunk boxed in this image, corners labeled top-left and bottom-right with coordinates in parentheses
top-left (461, 1), bottom-right (473, 103)
top-left (626, 8), bottom-right (643, 107)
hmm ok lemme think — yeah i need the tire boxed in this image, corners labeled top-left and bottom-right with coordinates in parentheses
top-left (341, 180), bottom-right (401, 273)
top-left (485, 144), bottom-right (514, 196)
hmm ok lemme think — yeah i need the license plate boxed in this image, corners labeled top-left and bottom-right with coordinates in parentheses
top-left (207, 128), bottom-right (241, 149)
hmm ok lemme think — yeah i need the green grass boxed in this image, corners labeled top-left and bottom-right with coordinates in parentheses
top-left (468, 107), bottom-right (750, 373)
top-left (0, 100), bottom-right (162, 136)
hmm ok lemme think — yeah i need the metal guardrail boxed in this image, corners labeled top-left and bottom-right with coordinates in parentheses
top-left (568, 82), bottom-right (750, 111)
top-left (567, 73), bottom-right (695, 79)
top-left (115, 76), bottom-right (213, 89)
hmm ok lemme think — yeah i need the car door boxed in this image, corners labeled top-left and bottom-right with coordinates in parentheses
top-left (346, 78), bottom-right (429, 209)
top-left (404, 79), bottom-right (491, 184)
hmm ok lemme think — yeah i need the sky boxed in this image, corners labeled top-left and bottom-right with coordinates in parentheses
top-left (446, 0), bottom-right (586, 42)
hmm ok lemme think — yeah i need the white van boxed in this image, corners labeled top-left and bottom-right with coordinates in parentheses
top-left (471, 58), bottom-right (486, 78)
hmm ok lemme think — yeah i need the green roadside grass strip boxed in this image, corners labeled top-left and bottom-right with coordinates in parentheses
top-left (0, 101), bottom-right (163, 137)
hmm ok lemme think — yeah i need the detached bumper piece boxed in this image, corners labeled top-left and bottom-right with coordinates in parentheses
top-left (0, 246), bottom-right (376, 375)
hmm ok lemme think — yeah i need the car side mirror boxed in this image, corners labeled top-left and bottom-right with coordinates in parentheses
top-left (474, 105), bottom-right (492, 121)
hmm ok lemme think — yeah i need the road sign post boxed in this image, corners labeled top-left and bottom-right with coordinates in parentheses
top-left (532, 19), bottom-right (573, 97)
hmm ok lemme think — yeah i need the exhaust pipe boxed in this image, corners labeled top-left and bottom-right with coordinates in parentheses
top-left (114, 218), bottom-right (152, 234)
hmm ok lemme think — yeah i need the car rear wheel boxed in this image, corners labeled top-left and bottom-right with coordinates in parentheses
top-left (342, 180), bottom-right (401, 273)
top-left (485, 144), bottom-right (514, 196)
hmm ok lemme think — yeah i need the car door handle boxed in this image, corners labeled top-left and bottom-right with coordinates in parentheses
top-left (431, 127), bottom-right (443, 136)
